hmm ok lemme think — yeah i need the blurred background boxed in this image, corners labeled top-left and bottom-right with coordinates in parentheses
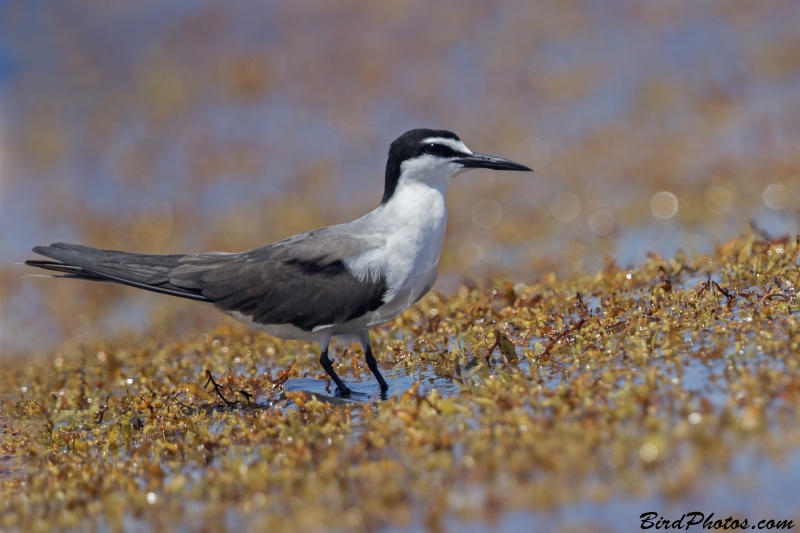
top-left (1, 0), bottom-right (799, 355)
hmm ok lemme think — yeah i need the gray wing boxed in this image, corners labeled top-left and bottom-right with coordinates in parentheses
top-left (169, 226), bottom-right (388, 331)
top-left (26, 243), bottom-right (208, 300)
top-left (27, 226), bottom-right (388, 332)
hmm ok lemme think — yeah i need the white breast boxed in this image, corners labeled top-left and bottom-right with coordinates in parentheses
top-left (339, 180), bottom-right (448, 332)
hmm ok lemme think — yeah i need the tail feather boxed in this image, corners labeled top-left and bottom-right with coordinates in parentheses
top-left (23, 260), bottom-right (106, 280)
top-left (26, 243), bottom-right (211, 302)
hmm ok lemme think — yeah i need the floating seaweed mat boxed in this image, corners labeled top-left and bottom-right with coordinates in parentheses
top-left (2, 234), bottom-right (800, 532)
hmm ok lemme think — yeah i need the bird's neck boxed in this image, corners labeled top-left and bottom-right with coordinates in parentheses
top-left (378, 180), bottom-right (448, 233)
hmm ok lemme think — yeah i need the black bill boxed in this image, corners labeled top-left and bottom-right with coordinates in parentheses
top-left (453, 152), bottom-right (532, 172)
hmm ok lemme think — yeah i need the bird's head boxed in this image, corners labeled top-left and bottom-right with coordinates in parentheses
top-left (382, 128), bottom-right (531, 204)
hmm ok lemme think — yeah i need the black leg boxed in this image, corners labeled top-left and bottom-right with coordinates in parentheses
top-left (319, 346), bottom-right (351, 397)
top-left (360, 331), bottom-right (389, 393)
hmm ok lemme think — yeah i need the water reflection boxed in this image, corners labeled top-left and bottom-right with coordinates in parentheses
top-left (588, 209), bottom-right (614, 235)
top-left (705, 186), bottom-right (734, 214)
top-left (550, 192), bottom-right (581, 222)
top-left (650, 191), bottom-right (678, 219)
top-left (763, 183), bottom-right (789, 210)
top-left (471, 199), bottom-right (503, 229)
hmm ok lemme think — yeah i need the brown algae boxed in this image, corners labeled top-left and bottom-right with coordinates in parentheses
top-left (2, 233), bottom-right (800, 531)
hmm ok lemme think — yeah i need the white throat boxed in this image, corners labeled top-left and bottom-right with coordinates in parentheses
top-left (394, 155), bottom-right (465, 197)
top-left (347, 163), bottom-right (456, 304)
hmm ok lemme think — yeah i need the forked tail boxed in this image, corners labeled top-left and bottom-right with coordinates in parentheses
top-left (25, 242), bottom-right (210, 301)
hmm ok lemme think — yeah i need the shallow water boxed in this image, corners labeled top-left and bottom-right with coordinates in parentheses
top-left (4, 236), bottom-right (800, 532)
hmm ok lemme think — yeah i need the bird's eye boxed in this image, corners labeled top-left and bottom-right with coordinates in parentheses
top-left (424, 143), bottom-right (448, 157)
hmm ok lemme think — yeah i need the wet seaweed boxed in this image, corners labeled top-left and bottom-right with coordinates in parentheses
top-left (2, 234), bottom-right (800, 531)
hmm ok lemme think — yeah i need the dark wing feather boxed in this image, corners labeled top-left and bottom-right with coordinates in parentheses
top-left (170, 229), bottom-right (388, 331)
top-left (26, 243), bottom-right (208, 300)
top-left (27, 226), bottom-right (388, 332)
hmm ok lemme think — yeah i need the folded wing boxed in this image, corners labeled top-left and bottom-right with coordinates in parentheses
top-left (27, 227), bottom-right (388, 332)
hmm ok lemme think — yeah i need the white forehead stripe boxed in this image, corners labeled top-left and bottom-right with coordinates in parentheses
top-left (422, 137), bottom-right (472, 155)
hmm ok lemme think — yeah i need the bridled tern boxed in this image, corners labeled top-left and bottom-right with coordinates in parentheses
top-left (26, 129), bottom-right (531, 396)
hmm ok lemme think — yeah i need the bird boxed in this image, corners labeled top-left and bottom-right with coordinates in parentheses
top-left (25, 129), bottom-right (531, 397)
